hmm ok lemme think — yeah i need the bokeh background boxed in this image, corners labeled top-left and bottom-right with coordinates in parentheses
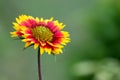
top-left (0, 0), bottom-right (120, 80)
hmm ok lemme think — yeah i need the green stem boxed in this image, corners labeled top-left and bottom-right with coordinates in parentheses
top-left (38, 47), bottom-right (42, 80)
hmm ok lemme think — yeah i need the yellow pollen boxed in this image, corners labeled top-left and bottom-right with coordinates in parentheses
top-left (32, 26), bottom-right (53, 42)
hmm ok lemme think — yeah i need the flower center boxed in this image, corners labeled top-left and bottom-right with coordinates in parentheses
top-left (32, 26), bottom-right (53, 42)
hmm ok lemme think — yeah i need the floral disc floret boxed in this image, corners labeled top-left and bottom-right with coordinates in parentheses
top-left (32, 26), bottom-right (53, 42)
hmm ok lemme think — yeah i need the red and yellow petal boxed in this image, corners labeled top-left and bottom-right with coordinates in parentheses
top-left (34, 43), bottom-right (39, 50)
top-left (40, 46), bottom-right (44, 55)
top-left (54, 20), bottom-right (65, 30)
top-left (10, 31), bottom-right (18, 37)
top-left (24, 41), bottom-right (34, 48)
top-left (16, 15), bottom-right (34, 24)
top-left (52, 47), bottom-right (63, 55)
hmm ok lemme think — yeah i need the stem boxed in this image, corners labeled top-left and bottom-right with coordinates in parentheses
top-left (38, 47), bottom-right (42, 80)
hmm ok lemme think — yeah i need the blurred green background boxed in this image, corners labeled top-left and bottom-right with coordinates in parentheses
top-left (0, 0), bottom-right (120, 80)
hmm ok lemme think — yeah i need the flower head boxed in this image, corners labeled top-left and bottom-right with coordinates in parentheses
top-left (10, 15), bottom-right (70, 55)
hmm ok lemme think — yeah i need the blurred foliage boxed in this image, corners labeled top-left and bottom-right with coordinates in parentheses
top-left (0, 0), bottom-right (120, 80)
top-left (71, 58), bottom-right (120, 80)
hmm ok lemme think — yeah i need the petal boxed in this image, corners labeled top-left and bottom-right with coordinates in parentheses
top-left (24, 42), bottom-right (33, 48)
top-left (40, 47), bottom-right (44, 55)
top-left (54, 20), bottom-right (65, 30)
top-left (52, 48), bottom-right (63, 55)
top-left (45, 48), bottom-right (51, 55)
top-left (13, 22), bottom-right (19, 26)
top-left (61, 31), bottom-right (70, 37)
top-left (49, 17), bottom-right (54, 21)
top-left (34, 43), bottom-right (39, 49)
top-left (47, 42), bottom-right (63, 48)
top-left (54, 31), bottom-right (64, 37)
top-left (10, 32), bottom-right (18, 37)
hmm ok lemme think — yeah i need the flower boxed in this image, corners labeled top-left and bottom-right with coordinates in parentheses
top-left (10, 15), bottom-right (70, 55)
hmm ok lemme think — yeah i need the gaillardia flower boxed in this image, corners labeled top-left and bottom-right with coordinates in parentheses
top-left (10, 15), bottom-right (70, 55)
